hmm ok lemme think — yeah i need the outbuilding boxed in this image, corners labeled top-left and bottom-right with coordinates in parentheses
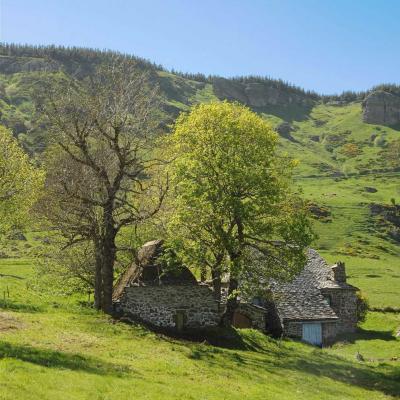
top-left (258, 249), bottom-right (359, 346)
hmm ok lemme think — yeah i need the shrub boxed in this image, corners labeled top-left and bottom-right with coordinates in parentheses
top-left (356, 291), bottom-right (369, 323)
top-left (374, 136), bottom-right (387, 147)
top-left (340, 143), bottom-right (362, 158)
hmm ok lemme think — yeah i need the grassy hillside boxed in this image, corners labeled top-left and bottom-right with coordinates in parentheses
top-left (290, 104), bottom-right (400, 310)
top-left (0, 256), bottom-right (399, 400)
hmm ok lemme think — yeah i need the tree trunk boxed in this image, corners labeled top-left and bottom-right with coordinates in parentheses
top-left (100, 205), bottom-right (117, 314)
top-left (224, 214), bottom-right (244, 325)
top-left (224, 277), bottom-right (238, 325)
top-left (211, 269), bottom-right (222, 302)
top-left (200, 266), bottom-right (207, 282)
top-left (94, 246), bottom-right (103, 310)
top-left (101, 244), bottom-right (115, 314)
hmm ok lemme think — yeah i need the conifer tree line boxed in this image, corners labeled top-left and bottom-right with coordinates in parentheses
top-left (2, 43), bottom-right (399, 102)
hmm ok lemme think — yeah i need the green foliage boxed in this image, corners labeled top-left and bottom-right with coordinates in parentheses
top-left (31, 240), bottom-right (95, 296)
top-left (374, 135), bottom-right (387, 148)
top-left (0, 126), bottom-right (44, 235)
top-left (340, 143), bottom-right (362, 158)
top-left (166, 102), bottom-right (314, 295)
top-left (356, 291), bottom-right (369, 323)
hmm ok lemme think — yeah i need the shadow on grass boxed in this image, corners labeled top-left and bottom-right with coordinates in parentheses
top-left (0, 300), bottom-right (43, 313)
top-left (151, 325), bottom-right (265, 352)
top-left (118, 315), bottom-right (257, 351)
top-left (370, 307), bottom-right (400, 314)
top-left (0, 273), bottom-right (23, 279)
top-left (254, 103), bottom-right (313, 123)
top-left (338, 328), bottom-right (397, 343)
top-left (0, 341), bottom-right (135, 377)
top-left (183, 334), bottom-right (400, 398)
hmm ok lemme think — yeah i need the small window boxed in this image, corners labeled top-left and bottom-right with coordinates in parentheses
top-left (174, 311), bottom-right (186, 331)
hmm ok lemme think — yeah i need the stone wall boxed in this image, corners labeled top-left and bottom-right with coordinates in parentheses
top-left (284, 321), bottom-right (302, 338)
top-left (115, 284), bottom-right (220, 329)
top-left (321, 288), bottom-right (358, 333)
top-left (235, 303), bottom-right (267, 331)
top-left (322, 322), bottom-right (338, 345)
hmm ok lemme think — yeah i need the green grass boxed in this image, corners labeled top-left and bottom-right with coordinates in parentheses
top-left (327, 312), bottom-right (400, 362)
top-left (0, 257), bottom-right (399, 400)
top-left (295, 172), bottom-right (400, 309)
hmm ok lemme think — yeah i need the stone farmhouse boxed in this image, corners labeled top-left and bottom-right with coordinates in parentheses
top-left (237, 249), bottom-right (359, 346)
top-left (113, 240), bottom-right (220, 330)
top-left (113, 242), bottom-right (359, 346)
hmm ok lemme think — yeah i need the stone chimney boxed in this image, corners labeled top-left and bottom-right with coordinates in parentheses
top-left (332, 262), bottom-right (346, 282)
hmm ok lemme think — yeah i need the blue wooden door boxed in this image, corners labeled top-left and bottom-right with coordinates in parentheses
top-left (302, 323), bottom-right (322, 346)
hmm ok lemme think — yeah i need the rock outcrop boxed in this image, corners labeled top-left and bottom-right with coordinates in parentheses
top-left (0, 55), bottom-right (61, 74)
top-left (275, 121), bottom-right (298, 142)
top-left (369, 203), bottom-right (400, 243)
top-left (213, 77), bottom-right (314, 109)
top-left (362, 90), bottom-right (400, 125)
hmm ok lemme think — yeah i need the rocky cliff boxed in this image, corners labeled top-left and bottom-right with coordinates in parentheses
top-left (0, 55), bottom-right (61, 73)
top-left (212, 77), bottom-right (315, 109)
top-left (362, 90), bottom-right (400, 126)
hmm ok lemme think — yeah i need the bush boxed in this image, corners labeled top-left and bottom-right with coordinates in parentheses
top-left (356, 291), bottom-right (369, 323)
top-left (374, 136), bottom-right (387, 147)
top-left (340, 143), bottom-right (362, 158)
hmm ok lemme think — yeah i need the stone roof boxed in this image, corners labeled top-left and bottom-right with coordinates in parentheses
top-left (113, 240), bottom-right (197, 301)
top-left (272, 249), bottom-right (357, 322)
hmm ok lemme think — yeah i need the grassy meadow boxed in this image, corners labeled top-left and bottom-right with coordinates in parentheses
top-left (0, 255), bottom-right (399, 400)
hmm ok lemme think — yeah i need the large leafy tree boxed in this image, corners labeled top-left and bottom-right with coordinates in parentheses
top-left (0, 126), bottom-right (43, 235)
top-left (166, 102), bottom-right (313, 322)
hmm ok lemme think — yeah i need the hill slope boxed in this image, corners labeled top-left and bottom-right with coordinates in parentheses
top-left (0, 256), bottom-right (399, 400)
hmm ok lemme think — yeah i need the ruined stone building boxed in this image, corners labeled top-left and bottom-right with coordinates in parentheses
top-left (113, 242), bottom-right (359, 346)
top-left (112, 240), bottom-right (220, 330)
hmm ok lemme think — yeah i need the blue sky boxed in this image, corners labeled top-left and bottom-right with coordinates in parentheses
top-left (1, 0), bottom-right (399, 94)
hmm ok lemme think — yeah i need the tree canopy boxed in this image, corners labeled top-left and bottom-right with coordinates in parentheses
top-left (0, 126), bottom-right (44, 235)
top-left (166, 102), bottom-right (314, 320)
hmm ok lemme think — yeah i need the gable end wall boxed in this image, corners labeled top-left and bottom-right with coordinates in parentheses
top-left (321, 288), bottom-right (358, 333)
top-left (116, 285), bottom-right (220, 329)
